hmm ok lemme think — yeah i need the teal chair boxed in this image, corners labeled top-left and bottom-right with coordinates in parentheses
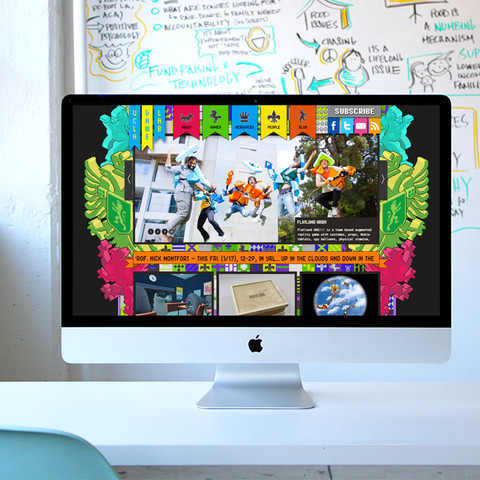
top-left (0, 426), bottom-right (119, 479)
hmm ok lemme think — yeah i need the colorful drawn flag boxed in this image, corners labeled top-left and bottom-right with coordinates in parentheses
top-left (203, 105), bottom-right (229, 139)
top-left (129, 105), bottom-right (141, 150)
top-left (141, 105), bottom-right (153, 151)
top-left (260, 105), bottom-right (287, 139)
top-left (185, 264), bottom-right (199, 272)
top-left (154, 105), bottom-right (166, 142)
top-left (173, 105), bottom-right (200, 139)
top-left (290, 105), bottom-right (316, 139)
top-left (232, 105), bottom-right (258, 139)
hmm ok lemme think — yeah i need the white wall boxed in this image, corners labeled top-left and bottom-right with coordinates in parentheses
top-left (0, 1), bottom-right (475, 384)
top-left (0, 0), bottom-right (77, 380)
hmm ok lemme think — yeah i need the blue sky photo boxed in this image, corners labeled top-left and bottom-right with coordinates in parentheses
top-left (314, 275), bottom-right (367, 316)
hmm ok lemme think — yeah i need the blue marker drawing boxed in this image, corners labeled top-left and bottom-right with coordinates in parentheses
top-left (236, 62), bottom-right (263, 77)
top-left (452, 227), bottom-right (480, 234)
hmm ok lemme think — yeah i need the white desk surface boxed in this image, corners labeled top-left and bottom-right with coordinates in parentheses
top-left (0, 382), bottom-right (479, 466)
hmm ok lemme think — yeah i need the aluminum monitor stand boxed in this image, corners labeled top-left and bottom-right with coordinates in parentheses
top-left (197, 363), bottom-right (314, 409)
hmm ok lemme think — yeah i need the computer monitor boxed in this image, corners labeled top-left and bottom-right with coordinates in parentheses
top-left (62, 94), bottom-right (451, 408)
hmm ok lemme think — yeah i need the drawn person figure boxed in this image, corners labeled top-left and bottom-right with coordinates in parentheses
top-left (161, 148), bottom-right (209, 243)
top-left (336, 49), bottom-right (369, 94)
top-left (224, 180), bottom-right (251, 221)
top-left (314, 156), bottom-right (353, 218)
top-left (246, 176), bottom-right (272, 226)
top-left (278, 150), bottom-right (317, 217)
top-left (427, 51), bottom-right (453, 80)
top-left (409, 61), bottom-right (434, 92)
top-left (196, 188), bottom-right (225, 242)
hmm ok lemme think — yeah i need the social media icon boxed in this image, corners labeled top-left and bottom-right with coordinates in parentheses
top-left (369, 117), bottom-right (381, 135)
top-left (341, 117), bottom-right (354, 134)
top-left (354, 118), bottom-right (368, 135)
top-left (328, 117), bottom-right (340, 134)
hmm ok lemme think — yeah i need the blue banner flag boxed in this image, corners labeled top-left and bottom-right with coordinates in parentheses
top-left (154, 105), bottom-right (166, 142)
top-left (231, 105), bottom-right (258, 140)
top-left (129, 105), bottom-right (141, 150)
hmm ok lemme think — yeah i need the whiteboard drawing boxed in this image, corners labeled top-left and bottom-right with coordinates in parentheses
top-left (335, 49), bottom-right (370, 94)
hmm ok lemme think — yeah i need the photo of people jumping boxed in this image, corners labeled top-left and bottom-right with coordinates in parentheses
top-left (134, 134), bottom-right (296, 244)
top-left (278, 134), bottom-right (379, 241)
top-left (160, 147), bottom-right (210, 243)
top-left (134, 130), bottom-right (377, 244)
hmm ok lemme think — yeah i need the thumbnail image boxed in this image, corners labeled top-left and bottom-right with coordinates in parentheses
top-left (285, 133), bottom-right (380, 244)
top-left (298, 134), bottom-right (379, 220)
top-left (134, 272), bottom-right (213, 316)
top-left (313, 275), bottom-right (367, 316)
top-left (301, 272), bottom-right (379, 318)
top-left (218, 273), bottom-right (296, 316)
top-left (134, 134), bottom-right (301, 244)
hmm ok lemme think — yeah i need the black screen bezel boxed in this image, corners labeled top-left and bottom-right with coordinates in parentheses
top-left (62, 94), bottom-right (451, 328)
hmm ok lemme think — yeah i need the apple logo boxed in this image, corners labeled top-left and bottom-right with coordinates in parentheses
top-left (248, 335), bottom-right (263, 353)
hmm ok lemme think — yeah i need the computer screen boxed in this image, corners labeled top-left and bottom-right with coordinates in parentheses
top-left (62, 94), bottom-right (451, 367)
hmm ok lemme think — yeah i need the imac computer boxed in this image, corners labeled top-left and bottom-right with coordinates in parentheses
top-left (62, 94), bottom-right (451, 409)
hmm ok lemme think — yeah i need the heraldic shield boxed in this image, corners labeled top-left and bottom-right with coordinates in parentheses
top-left (380, 191), bottom-right (406, 235)
top-left (107, 191), bottom-right (132, 235)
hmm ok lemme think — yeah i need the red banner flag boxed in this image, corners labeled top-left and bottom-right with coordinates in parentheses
top-left (173, 105), bottom-right (200, 139)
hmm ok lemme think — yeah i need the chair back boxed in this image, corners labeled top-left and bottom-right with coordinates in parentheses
top-left (0, 426), bottom-right (118, 480)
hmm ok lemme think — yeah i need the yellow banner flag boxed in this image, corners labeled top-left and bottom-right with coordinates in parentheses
top-left (141, 105), bottom-right (153, 151)
top-left (260, 105), bottom-right (287, 139)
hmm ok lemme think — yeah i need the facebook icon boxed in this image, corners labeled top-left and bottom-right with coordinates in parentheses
top-left (328, 117), bottom-right (340, 134)
top-left (341, 117), bottom-right (354, 134)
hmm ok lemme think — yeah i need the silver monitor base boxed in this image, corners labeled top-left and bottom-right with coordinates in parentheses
top-left (197, 363), bottom-right (314, 409)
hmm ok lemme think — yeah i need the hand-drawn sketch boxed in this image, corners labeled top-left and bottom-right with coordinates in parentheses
top-left (408, 61), bottom-right (435, 92)
top-left (297, 0), bottom-right (352, 30)
top-left (428, 51), bottom-right (454, 80)
top-left (245, 27), bottom-right (271, 53)
top-left (86, 0), bottom-right (145, 81)
top-left (384, 0), bottom-right (448, 23)
top-left (89, 41), bottom-right (135, 71)
top-left (335, 49), bottom-right (370, 94)
top-left (408, 51), bottom-right (454, 92)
